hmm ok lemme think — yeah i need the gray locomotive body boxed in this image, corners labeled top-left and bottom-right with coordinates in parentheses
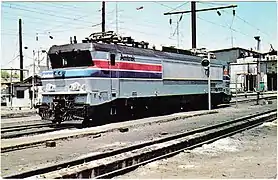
top-left (39, 41), bottom-right (231, 125)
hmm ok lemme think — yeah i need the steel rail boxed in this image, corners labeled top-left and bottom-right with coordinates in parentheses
top-left (1, 127), bottom-right (70, 139)
top-left (231, 91), bottom-right (277, 97)
top-left (1, 125), bottom-right (77, 139)
top-left (216, 95), bottom-right (276, 108)
top-left (4, 109), bottom-right (276, 179)
top-left (227, 94), bottom-right (276, 105)
top-left (96, 115), bottom-right (276, 179)
top-left (1, 123), bottom-right (52, 133)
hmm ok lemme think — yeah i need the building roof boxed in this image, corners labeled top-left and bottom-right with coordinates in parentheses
top-left (262, 49), bottom-right (277, 56)
top-left (13, 75), bottom-right (42, 86)
top-left (211, 47), bottom-right (262, 55)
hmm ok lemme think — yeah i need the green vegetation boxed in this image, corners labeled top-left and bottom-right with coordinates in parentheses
top-left (1, 70), bottom-right (20, 81)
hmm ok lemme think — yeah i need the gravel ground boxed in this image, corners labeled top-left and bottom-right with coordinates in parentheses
top-left (116, 119), bottom-right (277, 179)
top-left (1, 100), bottom-right (277, 177)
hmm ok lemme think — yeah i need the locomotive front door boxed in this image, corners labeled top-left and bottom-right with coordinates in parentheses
top-left (109, 53), bottom-right (118, 97)
top-left (109, 53), bottom-right (118, 115)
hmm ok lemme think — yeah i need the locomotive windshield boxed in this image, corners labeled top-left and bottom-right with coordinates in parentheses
top-left (49, 50), bottom-right (93, 69)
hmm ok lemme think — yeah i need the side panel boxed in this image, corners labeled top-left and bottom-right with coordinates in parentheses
top-left (163, 60), bottom-right (222, 80)
top-left (118, 79), bottom-right (211, 98)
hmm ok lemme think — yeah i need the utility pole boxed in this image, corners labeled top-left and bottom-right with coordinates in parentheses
top-left (116, 2), bottom-right (118, 34)
top-left (37, 50), bottom-right (40, 68)
top-left (164, 2), bottom-right (237, 49)
top-left (254, 36), bottom-right (261, 105)
top-left (10, 69), bottom-right (13, 109)
top-left (231, 30), bottom-right (234, 48)
top-left (177, 16), bottom-right (180, 47)
top-left (19, 19), bottom-right (23, 82)
top-left (208, 53), bottom-right (211, 110)
top-left (32, 50), bottom-right (35, 109)
top-left (191, 2), bottom-right (196, 48)
top-left (102, 1), bottom-right (105, 33)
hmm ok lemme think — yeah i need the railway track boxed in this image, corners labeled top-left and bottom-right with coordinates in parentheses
top-left (4, 109), bottom-right (276, 179)
top-left (230, 93), bottom-right (276, 103)
top-left (217, 94), bottom-right (276, 108)
top-left (1, 123), bottom-right (79, 139)
top-left (1, 123), bottom-right (52, 132)
top-left (1, 95), bottom-right (275, 140)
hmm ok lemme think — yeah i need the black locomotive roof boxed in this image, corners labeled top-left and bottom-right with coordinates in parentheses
top-left (48, 42), bottom-right (224, 65)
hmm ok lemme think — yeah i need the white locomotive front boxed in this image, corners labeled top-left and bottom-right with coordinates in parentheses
top-left (39, 32), bottom-right (231, 126)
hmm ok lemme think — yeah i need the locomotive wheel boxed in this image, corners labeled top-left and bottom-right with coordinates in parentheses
top-left (52, 118), bottom-right (62, 125)
top-left (82, 118), bottom-right (94, 128)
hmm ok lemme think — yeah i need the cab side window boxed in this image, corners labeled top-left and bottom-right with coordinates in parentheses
top-left (93, 51), bottom-right (108, 59)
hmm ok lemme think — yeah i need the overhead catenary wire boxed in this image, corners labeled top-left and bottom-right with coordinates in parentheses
top-left (167, 2), bottom-right (190, 13)
top-left (2, 2), bottom-right (101, 17)
top-left (1, 17), bottom-right (101, 36)
top-left (1, 11), bottom-right (96, 29)
top-left (154, 1), bottom-right (189, 12)
top-left (9, 2), bottom-right (89, 17)
top-left (28, 2), bottom-right (101, 15)
top-left (1, 11), bottom-right (93, 27)
top-left (2, 4), bottom-right (96, 24)
top-left (198, 1), bottom-right (273, 41)
top-left (3, 2), bottom-right (182, 39)
top-left (47, 2), bottom-right (94, 11)
top-left (197, 15), bottom-right (256, 43)
top-left (2, 55), bottom-right (20, 68)
top-left (2, 6), bottom-right (109, 36)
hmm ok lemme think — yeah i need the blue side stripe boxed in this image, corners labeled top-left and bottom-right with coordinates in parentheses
top-left (42, 69), bottom-right (162, 79)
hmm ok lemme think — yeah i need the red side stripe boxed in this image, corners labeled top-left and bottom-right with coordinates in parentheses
top-left (92, 59), bottom-right (162, 72)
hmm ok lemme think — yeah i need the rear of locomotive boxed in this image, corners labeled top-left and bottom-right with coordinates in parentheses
top-left (38, 43), bottom-right (115, 125)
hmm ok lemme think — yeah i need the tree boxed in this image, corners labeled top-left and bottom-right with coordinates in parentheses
top-left (1, 70), bottom-right (20, 81)
top-left (13, 73), bottom-right (19, 79)
top-left (1, 70), bottom-right (10, 81)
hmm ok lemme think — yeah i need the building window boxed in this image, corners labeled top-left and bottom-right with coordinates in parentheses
top-left (16, 90), bottom-right (25, 98)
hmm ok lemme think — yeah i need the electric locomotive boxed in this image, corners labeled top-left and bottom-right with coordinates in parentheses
top-left (38, 31), bottom-right (231, 125)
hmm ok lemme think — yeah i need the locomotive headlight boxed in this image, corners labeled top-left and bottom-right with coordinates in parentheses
top-left (69, 84), bottom-right (75, 91)
top-left (81, 84), bottom-right (86, 91)
top-left (69, 82), bottom-right (81, 91)
top-left (46, 83), bottom-right (56, 92)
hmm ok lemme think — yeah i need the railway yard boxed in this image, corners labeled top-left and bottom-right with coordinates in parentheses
top-left (1, 92), bottom-right (277, 179)
top-left (1, 1), bottom-right (277, 179)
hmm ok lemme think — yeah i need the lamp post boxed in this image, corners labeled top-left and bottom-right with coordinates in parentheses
top-left (32, 50), bottom-right (35, 109)
top-left (208, 53), bottom-right (211, 110)
top-left (36, 32), bottom-right (52, 70)
top-left (254, 36), bottom-right (261, 105)
top-left (10, 69), bottom-right (13, 109)
top-left (201, 53), bottom-right (211, 110)
top-left (235, 74), bottom-right (239, 108)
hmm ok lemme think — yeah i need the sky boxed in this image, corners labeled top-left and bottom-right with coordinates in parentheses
top-left (1, 1), bottom-right (277, 74)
